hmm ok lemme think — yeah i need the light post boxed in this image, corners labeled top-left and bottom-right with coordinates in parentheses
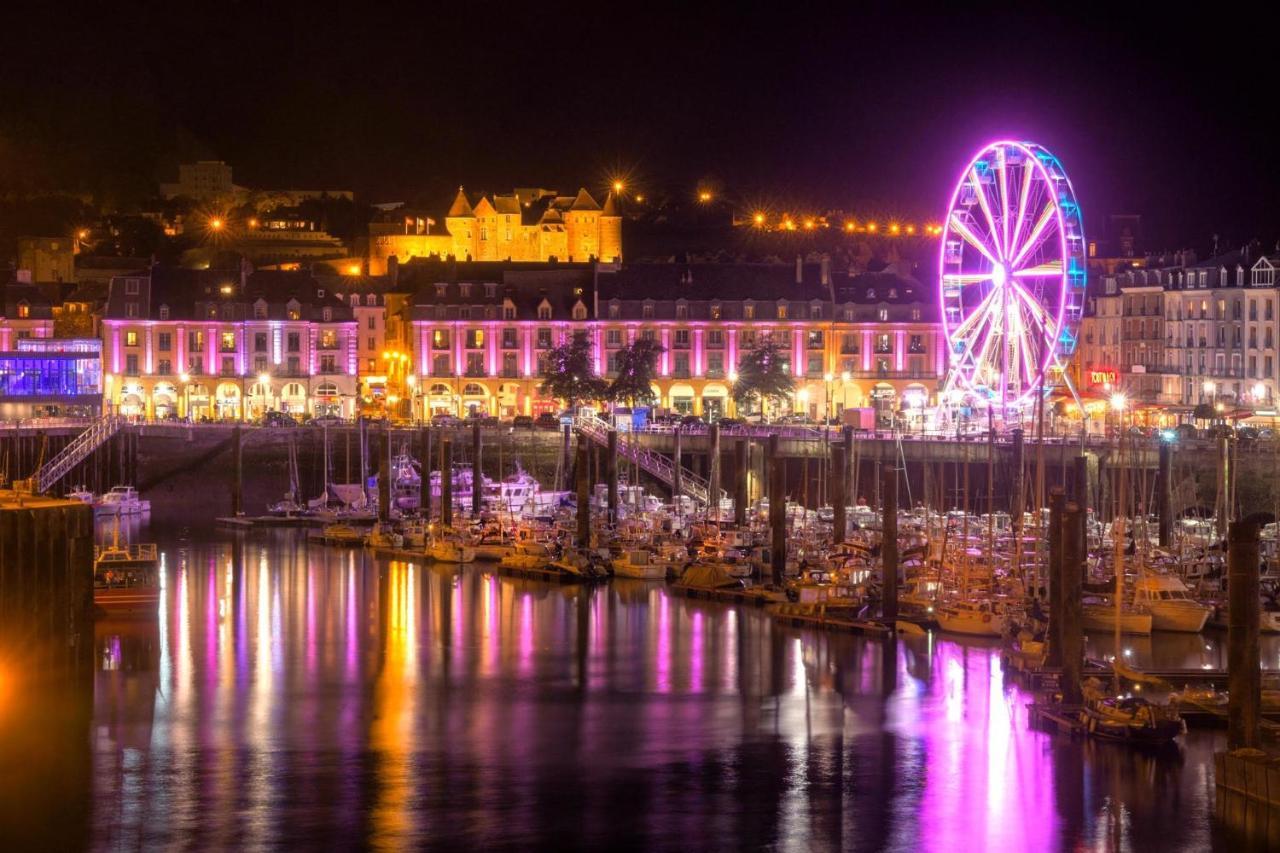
top-left (823, 371), bottom-right (834, 431)
top-left (180, 372), bottom-right (190, 421)
top-left (257, 371), bottom-right (270, 422)
top-left (1110, 391), bottom-right (1127, 445)
top-left (406, 373), bottom-right (418, 423)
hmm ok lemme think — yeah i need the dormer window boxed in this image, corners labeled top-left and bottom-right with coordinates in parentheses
top-left (744, 302), bottom-right (755, 320)
top-left (350, 294), bottom-right (359, 307)
top-left (485, 283), bottom-right (497, 298)
top-left (287, 299), bottom-right (301, 321)
top-left (608, 301), bottom-right (620, 319)
top-left (322, 307), bottom-right (332, 322)
top-left (867, 289), bottom-right (876, 300)
top-left (572, 300), bottom-right (588, 321)
top-left (254, 299), bottom-right (268, 319)
top-left (810, 303), bottom-right (822, 319)
top-left (435, 284), bottom-right (447, 298)
top-left (502, 299), bottom-right (516, 320)
top-left (642, 302), bottom-right (654, 319)
top-left (459, 283), bottom-right (471, 298)
top-left (537, 299), bottom-right (552, 320)
top-left (710, 303), bottom-right (721, 320)
top-left (16, 300), bottom-right (29, 318)
top-left (317, 289), bottom-right (325, 298)
top-left (675, 302), bottom-right (688, 320)
top-left (365, 294), bottom-right (376, 306)
top-left (888, 288), bottom-right (897, 300)
top-left (158, 304), bottom-right (170, 320)
top-left (776, 302), bottom-right (788, 320)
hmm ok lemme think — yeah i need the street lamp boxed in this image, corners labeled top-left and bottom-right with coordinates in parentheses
top-left (1110, 391), bottom-right (1126, 440)
top-left (258, 372), bottom-right (270, 421)
top-left (180, 372), bottom-right (190, 420)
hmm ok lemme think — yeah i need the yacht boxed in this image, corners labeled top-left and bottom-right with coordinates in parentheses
top-left (1131, 574), bottom-right (1211, 632)
top-left (96, 485), bottom-right (150, 516)
top-left (612, 547), bottom-right (682, 580)
top-left (936, 599), bottom-right (1006, 637)
top-left (499, 541), bottom-right (553, 571)
top-left (1082, 597), bottom-right (1154, 635)
top-left (429, 535), bottom-right (476, 564)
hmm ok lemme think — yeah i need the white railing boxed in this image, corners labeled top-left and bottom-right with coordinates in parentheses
top-left (36, 415), bottom-right (124, 494)
top-left (577, 414), bottom-right (725, 505)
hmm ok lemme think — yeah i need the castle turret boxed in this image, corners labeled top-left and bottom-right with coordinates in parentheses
top-left (445, 187), bottom-right (477, 261)
top-left (600, 192), bottom-right (622, 263)
top-left (564, 188), bottom-right (601, 262)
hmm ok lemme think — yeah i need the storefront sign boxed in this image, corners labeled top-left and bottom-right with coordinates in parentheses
top-left (1089, 369), bottom-right (1117, 385)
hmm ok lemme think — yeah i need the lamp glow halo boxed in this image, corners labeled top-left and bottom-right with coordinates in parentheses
top-left (939, 140), bottom-right (1086, 409)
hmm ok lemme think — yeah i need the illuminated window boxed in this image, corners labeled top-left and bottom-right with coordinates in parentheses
top-left (125, 331), bottom-right (138, 347)
top-left (17, 301), bottom-right (30, 318)
top-left (220, 331), bottom-right (236, 352)
top-left (776, 304), bottom-right (788, 320)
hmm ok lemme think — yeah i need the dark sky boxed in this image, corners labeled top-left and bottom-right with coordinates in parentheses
top-left (2, 3), bottom-right (1277, 250)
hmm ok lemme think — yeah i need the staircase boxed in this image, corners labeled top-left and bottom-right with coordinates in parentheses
top-left (35, 415), bottom-right (124, 494)
top-left (576, 414), bottom-right (726, 506)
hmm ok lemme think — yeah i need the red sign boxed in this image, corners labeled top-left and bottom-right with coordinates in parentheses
top-left (1089, 369), bottom-right (1117, 385)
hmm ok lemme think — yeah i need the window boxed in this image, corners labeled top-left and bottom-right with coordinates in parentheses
top-left (640, 329), bottom-right (656, 343)
top-left (878, 308), bottom-right (889, 322)
top-left (776, 303), bottom-right (788, 320)
top-left (368, 337), bottom-right (375, 350)
top-left (673, 353), bottom-right (690, 377)
top-left (466, 353), bottom-right (485, 376)
top-left (365, 316), bottom-right (375, 330)
top-left (254, 301), bottom-right (267, 319)
top-left (459, 284), bottom-right (471, 298)
top-left (287, 332), bottom-right (301, 353)
top-left (287, 300), bottom-right (300, 320)
top-left (254, 333), bottom-right (267, 352)
top-left (320, 329), bottom-right (337, 349)
top-left (707, 353), bottom-right (724, 376)
top-left (187, 355), bottom-right (202, 374)
top-left (367, 358), bottom-right (377, 373)
top-left (876, 334), bottom-right (892, 354)
top-left (254, 355), bottom-right (268, 374)
top-left (606, 329), bottom-right (623, 347)
top-left (675, 303), bottom-right (688, 319)
top-left (710, 303), bottom-right (721, 320)
top-left (433, 354), bottom-right (451, 376)
top-left (642, 303), bottom-right (654, 319)
top-left (220, 356), bottom-right (234, 375)
top-left (466, 329), bottom-right (484, 349)
top-left (807, 354), bottom-right (823, 375)
top-left (287, 356), bottom-right (300, 376)
top-left (708, 330), bottom-right (723, 348)
top-left (810, 304), bottom-right (822, 319)
top-left (126, 303), bottom-right (139, 318)
top-left (744, 303), bottom-right (755, 320)
top-left (320, 354), bottom-right (337, 373)
top-left (807, 330), bottom-right (823, 349)
top-left (125, 354), bottom-right (139, 376)
top-left (502, 328), bottom-right (518, 349)
top-left (124, 278), bottom-right (140, 295)
top-left (365, 294), bottom-right (376, 306)
top-left (157, 359), bottom-right (171, 375)
top-left (220, 331), bottom-right (236, 352)
top-left (537, 303), bottom-right (552, 320)
top-left (158, 333), bottom-right (171, 352)
top-left (158, 305), bottom-right (169, 320)
top-left (537, 328), bottom-right (552, 348)
top-left (909, 335), bottom-right (925, 354)
top-left (503, 304), bottom-right (516, 320)
top-left (125, 331), bottom-right (138, 347)
top-left (433, 330), bottom-right (450, 350)
top-left (502, 352), bottom-right (518, 377)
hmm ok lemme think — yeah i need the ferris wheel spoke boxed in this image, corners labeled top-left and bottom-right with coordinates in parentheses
top-left (1009, 202), bottom-right (1058, 269)
top-left (1012, 261), bottom-right (1064, 278)
top-left (996, 150), bottom-right (1011, 259)
top-left (1010, 159), bottom-right (1035, 258)
top-left (1012, 301), bottom-right (1042, 384)
top-left (949, 286), bottom-right (1001, 342)
top-left (948, 213), bottom-right (1001, 267)
top-left (942, 272), bottom-right (994, 286)
top-left (969, 168), bottom-right (1005, 259)
top-left (1008, 280), bottom-right (1058, 345)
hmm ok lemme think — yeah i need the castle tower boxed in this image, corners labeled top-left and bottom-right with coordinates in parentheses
top-left (445, 187), bottom-right (477, 261)
top-left (600, 192), bottom-right (622, 262)
top-left (564, 188), bottom-right (601, 262)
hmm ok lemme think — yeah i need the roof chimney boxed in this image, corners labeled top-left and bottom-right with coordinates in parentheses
top-left (820, 255), bottom-right (831, 286)
top-left (16, 269), bottom-right (32, 284)
top-left (795, 255), bottom-right (803, 284)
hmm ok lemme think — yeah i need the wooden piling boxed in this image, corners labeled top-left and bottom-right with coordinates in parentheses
top-left (606, 429), bottom-right (618, 523)
top-left (1158, 440), bottom-right (1172, 547)
top-left (576, 439), bottom-right (590, 548)
top-left (1047, 487), bottom-right (1065, 667)
top-left (882, 465), bottom-right (898, 621)
top-left (707, 423), bottom-right (720, 521)
top-left (1228, 518), bottom-right (1262, 749)
top-left (378, 428), bottom-right (392, 524)
top-left (672, 426), bottom-right (682, 504)
top-left (472, 421), bottom-right (482, 516)
top-left (1061, 500), bottom-right (1084, 705)
top-left (769, 434), bottom-right (785, 585)
top-left (832, 442), bottom-right (847, 546)
top-left (419, 426), bottom-right (432, 519)
top-left (441, 439), bottom-right (453, 527)
top-left (734, 439), bottom-right (748, 526)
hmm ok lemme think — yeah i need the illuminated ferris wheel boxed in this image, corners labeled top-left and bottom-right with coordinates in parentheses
top-left (939, 140), bottom-right (1086, 410)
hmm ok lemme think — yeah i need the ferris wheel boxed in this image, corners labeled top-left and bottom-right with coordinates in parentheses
top-left (939, 140), bottom-right (1087, 410)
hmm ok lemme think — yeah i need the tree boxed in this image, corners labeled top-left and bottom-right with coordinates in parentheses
top-left (607, 339), bottom-right (664, 407)
top-left (540, 333), bottom-right (608, 410)
top-left (732, 340), bottom-right (795, 421)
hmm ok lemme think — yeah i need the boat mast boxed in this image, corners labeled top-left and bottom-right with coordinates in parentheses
top-left (1114, 427), bottom-right (1127, 689)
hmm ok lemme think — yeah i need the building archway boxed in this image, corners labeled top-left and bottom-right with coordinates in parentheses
top-left (461, 382), bottom-right (488, 416)
top-left (187, 383), bottom-right (211, 421)
top-left (280, 382), bottom-right (307, 415)
top-left (701, 382), bottom-right (729, 421)
top-left (871, 382), bottom-right (896, 428)
top-left (313, 381), bottom-right (341, 418)
top-left (669, 383), bottom-right (696, 415)
top-left (215, 383), bottom-right (241, 420)
top-left (152, 382), bottom-right (178, 419)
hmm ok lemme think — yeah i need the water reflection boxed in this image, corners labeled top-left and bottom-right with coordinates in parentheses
top-left (78, 530), bottom-right (1238, 850)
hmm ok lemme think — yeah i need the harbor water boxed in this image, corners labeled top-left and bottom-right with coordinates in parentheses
top-left (4, 525), bottom-right (1260, 850)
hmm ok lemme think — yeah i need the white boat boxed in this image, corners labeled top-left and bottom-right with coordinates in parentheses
top-left (366, 522), bottom-right (404, 550)
top-left (429, 537), bottom-right (475, 563)
top-left (936, 599), bottom-right (1006, 637)
top-left (499, 541), bottom-right (552, 571)
top-left (67, 486), bottom-right (95, 505)
top-left (1131, 574), bottom-right (1211, 632)
top-left (96, 485), bottom-right (150, 516)
top-left (1082, 600), bottom-right (1154, 635)
top-left (611, 548), bottom-right (672, 580)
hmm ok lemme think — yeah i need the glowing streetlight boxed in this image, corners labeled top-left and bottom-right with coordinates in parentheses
top-left (698, 190), bottom-right (712, 203)
top-left (258, 372), bottom-right (270, 386)
top-left (1253, 382), bottom-right (1266, 399)
top-left (209, 217), bottom-right (224, 231)
top-left (1109, 392), bottom-right (1127, 412)
top-left (1203, 380), bottom-right (1216, 395)
top-left (866, 222), bottom-right (878, 233)
top-left (841, 371), bottom-right (850, 383)
top-left (612, 180), bottom-right (625, 194)
top-left (346, 263), bottom-right (361, 275)
top-left (180, 372), bottom-right (190, 383)
top-left (753, 212), bottom-right (765, 226)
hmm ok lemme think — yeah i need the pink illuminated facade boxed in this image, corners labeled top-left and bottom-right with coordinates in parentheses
top-left (100, 268), bottom-right (359, 420)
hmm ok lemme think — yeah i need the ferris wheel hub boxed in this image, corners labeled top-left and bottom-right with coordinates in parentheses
top-left (992, 263), bottom-right (1008, 288)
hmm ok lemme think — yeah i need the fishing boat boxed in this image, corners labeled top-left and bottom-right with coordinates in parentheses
top-left (429, 535), bottom-right (476, 564)
top-left (935, 599), bottom-right (1006, 637)
top-left (1082, 598), bottom-right (1154, 635)
top-left (93, 519), bottom-right (159, 616)
top-left (611, 548), bottom-right (676, 580)
top-left (96, 485), bottom-right (151, 516)
top-left (550, 546), bottom-right (609, 581)
top-left (499, 541), bottom-right (552, 571)
top-left (366, 522), bottom-right (404, 549)
top-left (1131, 573), bottom-right (1211, 632)
top-left (321, 523), bottom-right (363, 545)
top-left (1078, 694), bottom-right (1185, 743)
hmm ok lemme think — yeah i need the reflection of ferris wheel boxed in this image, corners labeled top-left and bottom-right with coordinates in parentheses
top-left (940, 140), bottom-right (1086, 410)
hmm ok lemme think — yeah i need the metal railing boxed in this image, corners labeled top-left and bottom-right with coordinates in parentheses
top-left (36, 415), bottom-right (124, 493)
top-left (576, 414), bottom-right (725, 505)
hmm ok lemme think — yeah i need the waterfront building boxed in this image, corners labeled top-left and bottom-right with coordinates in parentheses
top-left (392, 258), bottom-right (942, 423)
top-left (1078, 270), bottom-right (1165, 420)
top-left (0, 338), bottom-right (103, 420)
top-left (368, 187), bottom-right (622, 274)
top-left (100, 267), bottom-right (359, 420)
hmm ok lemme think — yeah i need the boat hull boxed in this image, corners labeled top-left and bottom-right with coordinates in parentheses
top-left (1149, 603), bottom-right (1210, 633)
top-left (94, 587), bottom-right (160, 617)
top-left (1082, 606), bottom-right (1153, 635)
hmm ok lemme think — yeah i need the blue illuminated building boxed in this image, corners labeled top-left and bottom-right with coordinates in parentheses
top-left (0, 338), bottom-right (102, 419)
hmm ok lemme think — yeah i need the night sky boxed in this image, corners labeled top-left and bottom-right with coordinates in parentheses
top-left (2, 4), bottom-right (1277, 250)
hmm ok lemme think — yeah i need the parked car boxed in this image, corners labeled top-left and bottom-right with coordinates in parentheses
top-left (262, 411), bottom-right (297, 428)
top-left (680, 414), bottom-right (705, 427)
top-left (534, 412), bottom-right (561, 430)
top-left (512, 415), bottom-right (535, 429)
top-left (715, 417), bottom-right (745, 428)
top-left (432, 413), bottom-right (460, 427)
top-left (311, 415), bottom-right (345, 427)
